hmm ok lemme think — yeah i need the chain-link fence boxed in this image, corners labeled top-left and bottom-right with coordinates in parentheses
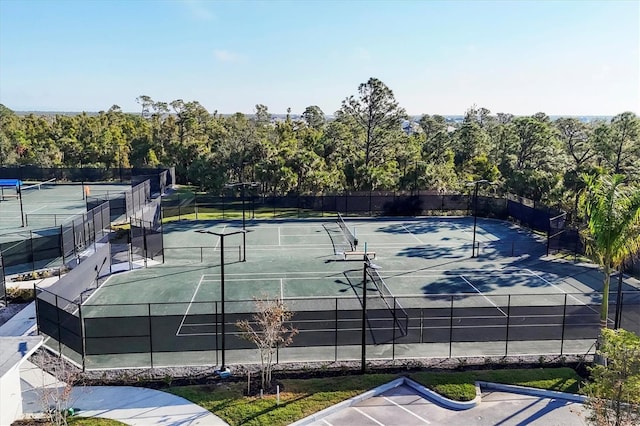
top-left (1, 201), bottom-right (110, 276)
top-left (162, 193), bottom-right (508, 221)
top-left (0, 166), bottom-right (175, 186)
top-left (35, 290), bottom-right (640, 370)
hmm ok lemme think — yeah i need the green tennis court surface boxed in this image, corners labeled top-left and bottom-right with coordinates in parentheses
top-left (71, 216), bottom-right (640, 369)
top-left (0, 181), bottom-right (130, 231)
top-left (91, 216), bottom-right (614, 306)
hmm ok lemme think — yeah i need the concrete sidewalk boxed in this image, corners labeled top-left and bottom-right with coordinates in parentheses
top-left (20, 360), bottom-right (228, 426)
top-left (68, 386), bottom-right (228, 425)
top-left (8, 309), bottom-right (229, 426)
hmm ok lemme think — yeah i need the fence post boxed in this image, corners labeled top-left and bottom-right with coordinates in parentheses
top-left (505, 295), bottom-right (511, 356)
top-left (59, 225), bottom-right (65, 265)
top-left (143, 227), bottom-right (148, 268)
top-left (614, 266), bottom-right (624, 329)
top-left (215, 301), bottom-right (219, 366)
top-left (420, 308), bottom-right (423, 344)
top-left (81, 214), bottom-right (86, 248)
top-left (33, 284), bottom-right (39, 335)
top-left (128, 242), bottom-right (133, 271)
top-left (79, 303), bottom-right (86, 372)
top-left (560, 293), bottom-right (567, 355)
top-left (30, 231), bottom-right (35, 272)
top-left (334, 298), bottom-right (338, 362)
top-left (143, 303), bottom-right (152, 368)
top-left (392, 297), bottom-right (397, 360)
top-left (55, 294), bottom-right (62, 355)
top-left (449, 295), bottom-right (454, 358)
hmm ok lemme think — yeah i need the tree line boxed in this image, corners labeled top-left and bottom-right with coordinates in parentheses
top-left (0, 77), bottom-right (638, 218)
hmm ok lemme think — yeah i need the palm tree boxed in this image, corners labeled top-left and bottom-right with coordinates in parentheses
top-left (579, 174), bottom-right (640, 335)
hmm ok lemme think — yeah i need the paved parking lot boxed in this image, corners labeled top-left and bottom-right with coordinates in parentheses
top-left (307, 384), bottom-right (587, 426)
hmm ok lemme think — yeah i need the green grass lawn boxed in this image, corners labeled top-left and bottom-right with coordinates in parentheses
top-left (68, 418), bottom-right (126, 426)
top-left (162, 207), bottom-right (328, 223)
top-left (167, 368), bottom-right (583, 426)
top-left (14, 417), bottom-right (127, 426)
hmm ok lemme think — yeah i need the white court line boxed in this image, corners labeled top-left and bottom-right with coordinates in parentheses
top-left (459, 275), bottom-right (507, 316)
top-left (202, 277), bottom-right (337, 283)
top-left (214, 226), bottom-right (226, 250)
top-left (353, 407), bottom-right (385, 426)
top-left (176, 275), bottom-right (207, 336)
top-left (382, 396), bottom-right (430, 424)
top-left (199, 270), bottom-right (529, 280)
top-left (181, 321), bottom-right (215, 327)
top-left (276, 233), bottom-right (329, 237)
top-left (201, 271), bottom-right (345, 278)
top-left (177, 331), bottom-right (216, 336)
top-left (402, 225), bottom-right (424, 244)
top-left (524, 269), bottom-right (602, 316)
top-left (246, 245), bottom-right (338, 250)
top-left (27, 205), bottom-right (47, 213)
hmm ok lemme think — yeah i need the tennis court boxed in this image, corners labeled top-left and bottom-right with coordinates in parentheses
top-left (76, 216), bottom-right (640, 369)
top-left (0, 179), bottom-right (130, 231)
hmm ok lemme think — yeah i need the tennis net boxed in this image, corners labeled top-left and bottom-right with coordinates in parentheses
top-left (366, 265), bottom-right (409, 337)
top-left (20, 178), bottom-right (57, 195)
top-left (337, 213), bottom-right (358, 250)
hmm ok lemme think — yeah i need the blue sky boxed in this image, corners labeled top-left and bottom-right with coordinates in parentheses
top-left (1, 0), bottom-right (638, 116)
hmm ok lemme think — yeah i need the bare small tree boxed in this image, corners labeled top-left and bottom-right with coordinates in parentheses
top-left (236, 297), bottom-right (298, 391)
top-left (32, 350), bottom-right (80, 426)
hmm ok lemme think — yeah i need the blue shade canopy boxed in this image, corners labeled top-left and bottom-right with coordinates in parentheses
top-left (0, 179), bottom-right (22, 187)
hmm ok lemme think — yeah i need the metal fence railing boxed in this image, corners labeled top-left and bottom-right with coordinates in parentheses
top-left (1, 201), bottom-right (110, 276)
top-left (0, 166), bottom-right (175, 188)
top-left (36, 290), bottom-right (640, 370)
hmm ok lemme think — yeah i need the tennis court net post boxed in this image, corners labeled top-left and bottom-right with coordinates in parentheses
top-left (365, 259), bottom-right (409, 337)
top-left (337, 212), bottom-right (358, 250)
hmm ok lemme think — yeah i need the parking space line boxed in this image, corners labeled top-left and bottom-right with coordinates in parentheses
top-left (383, 396), bottom-right (431, 424)
top-left (353, 407), bottom-right (385, 425)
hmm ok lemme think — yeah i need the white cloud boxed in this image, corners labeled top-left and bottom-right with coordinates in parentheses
top-left (183, 0), bottom-right (214, 21)
top-left (213, 49), bottom-right (246, 63)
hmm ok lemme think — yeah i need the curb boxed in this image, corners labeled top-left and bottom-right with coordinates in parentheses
top-left (290, 376), bottom-right (479, 425)
top-left (404, 377), bottom-right (480, 410)
top-left (290, 378), bottom-right (586, 425)
top-left (476, 381), bottom-right (588, 403)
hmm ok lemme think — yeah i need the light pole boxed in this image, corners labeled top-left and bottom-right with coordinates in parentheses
top-left (196, 229), bottom-right (246, 369)
top-left (224, 182), bottom-right (259, 230)
top-left (466, 180), bottom-right (492, 258)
